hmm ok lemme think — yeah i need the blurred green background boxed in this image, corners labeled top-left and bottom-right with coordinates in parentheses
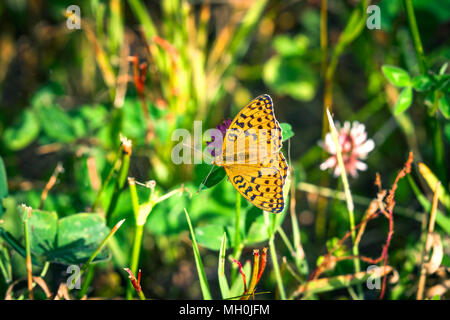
top-left (0, 0), bottom-right (449, 300)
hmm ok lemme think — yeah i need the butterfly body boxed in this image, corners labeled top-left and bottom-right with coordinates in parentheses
top-left (215, 94), bottom-right (288, 213)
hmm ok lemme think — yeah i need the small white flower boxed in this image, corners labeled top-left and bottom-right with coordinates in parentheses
top-left (319, 121), bottom-right (375, 178)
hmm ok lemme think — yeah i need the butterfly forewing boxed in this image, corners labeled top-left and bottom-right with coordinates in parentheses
top-left (222, 95), bottom-right (283, 164)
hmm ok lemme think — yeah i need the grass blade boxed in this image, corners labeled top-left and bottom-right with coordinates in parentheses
top-left (294, 266), bottom-right (392, 297)
top-left (218, 232), bottom-right (230, 299)
top-left (407, 175), bottom-right (450, 234)
top-left (418, 162), bottom-right (450, 210)
top-left (184, 208), bottom-right (212, 300)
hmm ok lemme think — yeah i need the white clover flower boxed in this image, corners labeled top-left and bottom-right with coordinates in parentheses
top-left (319, 121), bottom-right (375, 178)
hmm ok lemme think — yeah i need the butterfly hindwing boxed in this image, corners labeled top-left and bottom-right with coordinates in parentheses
top-left (224, 162), bottom-right (286, 213)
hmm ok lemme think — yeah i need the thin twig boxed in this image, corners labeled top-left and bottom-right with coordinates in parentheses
top-left (39, 162), bottom-right (63, 210)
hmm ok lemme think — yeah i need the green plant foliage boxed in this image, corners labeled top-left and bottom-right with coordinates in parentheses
top-left (263, 35), bottom-right (318, 101)
top-left (280, 123), bottom-right (294, 141)
top-left (195, 164), bottom-right (227, 192)
top-left (0, 0), bottom-right (449, 301)
top-left (2, 110), bottom-right (40, 151)
top-left (0, 209), bottom-right (111, 266)
top-left (0, 157), bottom-right (7, 218)
top-left (412, 75), bottom-right (434, 91)
top-left (0, 245), bottom-right (11, 284)
top-left (382, 65), bottom-right (411, 88)
top-left (394, 86), bottom-right (413, 115)
top-left (195, 225), bottom-right (235, 251)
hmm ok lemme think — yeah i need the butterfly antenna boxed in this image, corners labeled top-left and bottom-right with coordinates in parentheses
top-left (288, 138), bottom-right (293, 176)
top-left (182, 143), bottom-right (215, 163)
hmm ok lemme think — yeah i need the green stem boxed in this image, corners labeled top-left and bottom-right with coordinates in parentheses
top-left (326, 110), bottom-right (363, 299)
top-left (429, 115), bottom-right (446, 183)
top-left (403, 0), bottom-right (427, 73)
top-left (137, 289), bottom-right (146, 300)
top-left (78, 265), bottom-right (95, 299)
top-left (403, 0), bottom-right (445, 184)
top-left (39, 262), bottom-right (50, 278)
top-left (92, 147), bottom-right (121, 212)
top-left (231, 192), bottom-right (242, 283)
top-left (234, 192), bottom-right (241, 255)
top-left (126, 224), bottom-right (144, 300)
top-left (105, 150), bottom-right (130, 226)
top-left (277, 227), bottom-right (295, 259)
top-left (23, 217), bottom-right (33, 299)
top-left (269, 237), bottom-right (286, 300)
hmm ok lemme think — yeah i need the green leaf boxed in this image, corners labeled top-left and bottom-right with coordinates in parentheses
top-left (1, 210), bottom-right (111, 265)
top-left (382, 65), bottom-right (411, 87)
top-left (31, 84), bottom-right (62, 109)
top-left (0, 245), bottom-right (12, 283)
top-left (273, 34), bottom-right (309, 57)
top-left (195, 164), bottom-right (227, 191)
top-left (52, 213), bottom-right (111, 264)
top-left (280, 123), bottom-right (294, 141)
top-left (77, 104), bottom-right (109, 131)
top-left (438, 94), bottom-right (449, 118)
top-left (263, 56), bottom-right (317, 101)
top-left (444, 123), bottom-right (450, 143)
top-left (35, 104), bottom-right (77, 143)
top-left (195, 224), bottom-right (234, 251)
top-left (439, 62), bottom-right (448, 75)
top-left (0, 228), bottom-right (36, 264)
top-left (28, 210), bottom-right (58, 256)
top-left (412, 75), bottom-right (433, 92)
top-left (394, 86), bottom-right (413, 115)
top-left (122, 98), bottom-right (147, 145)
top-left (339, 2), bottom-right (366, 44)
top-left (246, 219), bottom-right (269, 244)
top-left (0, 157), bottom-right (7, 217)
top-left (2, 110), bottom-right (40, 150)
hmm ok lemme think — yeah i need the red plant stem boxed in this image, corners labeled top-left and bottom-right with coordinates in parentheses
top-left (256, 248), bottom-right (268, 283)
top-left (233, 259), bottom-right (247, 294)
top-left (379, 151), bottom-right (413, 299)
top-left (379, 215), bottom-right (393, 299)
top-left (124, 268), bottom-right (142, 293)
top-left (301, 152), bottom-right (413, 299)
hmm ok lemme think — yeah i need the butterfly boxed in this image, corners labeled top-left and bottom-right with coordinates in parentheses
top-left (212, 94), bottom-right (288, 213)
